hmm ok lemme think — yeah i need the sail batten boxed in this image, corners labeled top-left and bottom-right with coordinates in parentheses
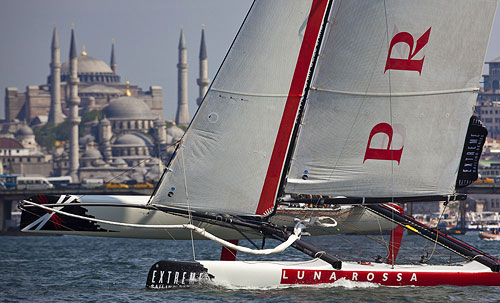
top-left (310, 87), bottom-right (479, 97)
top-left (210, 88), bottom-right (298, 98)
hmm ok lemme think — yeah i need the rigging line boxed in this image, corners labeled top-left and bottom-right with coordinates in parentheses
top-left (374, 208), bottom-right (391, 255)
top-left (310, 212), bottom-right (444, 265)
top-left (180, 145), bottom-right (196, 261)
top-left (229, 222), bottom-right (261, 250)
top-left (274, 0), bottom-right (334, 214)
top-left (148, 139), bottom-right (185, 205)
top-left (382, 0), bottom-right (396, 269)
top-left (425, 199), bottom-right (449, 263)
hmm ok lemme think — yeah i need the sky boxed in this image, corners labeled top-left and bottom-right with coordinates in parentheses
top-left (1, 0), bottom-right (500, 120)
top-left (0, 0), bottom-right (252, 120)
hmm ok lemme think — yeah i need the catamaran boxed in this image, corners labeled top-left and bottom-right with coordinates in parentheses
top-left (20, 0), bottom-right (500, 288)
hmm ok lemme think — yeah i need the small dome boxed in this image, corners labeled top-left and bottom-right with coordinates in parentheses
top-left (61, 55), bottom-right (113, 74)
top-left (114, 133), bottom-right (152, 146)
top-left (111, 157), bottom-right (127, 167)
top-left (16, 125), bottom-right (34, 136)
top-left (104, 96), bottom-right (157, 120)
top-left (80, 84), bottom-right (121, 94)
top-left (92, 159), bottom-right (106, 167)
top-left (82, 148), bottom-right (102, 159)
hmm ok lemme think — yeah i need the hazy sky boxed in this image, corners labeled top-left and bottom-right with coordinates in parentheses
top-left (1, 0), bottom-right (500, 120)
top-left (0, 0), bottom-right (252, 119)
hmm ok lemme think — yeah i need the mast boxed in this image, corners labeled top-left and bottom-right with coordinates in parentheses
top-left (255, 0), bottom-right (331, 216)
top-left (275, 0), bottom-right (334, 208)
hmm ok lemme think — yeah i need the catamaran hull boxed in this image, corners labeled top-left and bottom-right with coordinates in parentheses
top-left (146, 259), bottom-right (500, 288)
top-left (19, 194), bottom-right (393, 239)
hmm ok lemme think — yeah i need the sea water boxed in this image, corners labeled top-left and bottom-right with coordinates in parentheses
top-left (1, 232), bottom-right (500, 302)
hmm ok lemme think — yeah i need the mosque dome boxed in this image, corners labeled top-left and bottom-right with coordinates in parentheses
top-left (104, 96), bottom-right (157, 120)
top-left (111, 157), bottom-right (127, 167)
top-left (114, 133), bottom-right (153, 147)
top-left (16, 125), bottom-right (34, 137)
top-left (61, 55), bottom-right (113, 74)
top-left (92, 159), bottom-right (106, 167)
top-left (82, 148), bottom-right (102, 159)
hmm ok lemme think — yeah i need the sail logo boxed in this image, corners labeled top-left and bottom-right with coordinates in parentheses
top-left (363, 123), bottom-right (405, 165)
top-left (281, 269), bottom-right (418, 285)
top-left (146, 260), bottom-right (213, 289)
top-left (384, 27), bottom-right (431, 74)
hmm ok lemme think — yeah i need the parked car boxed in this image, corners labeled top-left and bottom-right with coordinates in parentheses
top-left (131, 182), bottom-right (154, 189)
top-left (105, 182), bottom-right (129, 189)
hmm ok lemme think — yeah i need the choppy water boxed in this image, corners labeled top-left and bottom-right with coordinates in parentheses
top-left (1, 232), bottom-right (500, 302)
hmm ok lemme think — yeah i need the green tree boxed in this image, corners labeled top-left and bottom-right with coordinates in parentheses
top-left (33, 110), bottom-right (102, 150)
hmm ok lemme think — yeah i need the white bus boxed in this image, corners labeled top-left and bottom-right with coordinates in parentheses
top-left (17, 176), bottom-right (54, 190)
top-left (46, 176), bottom-right (73, 188)
top-left (82, 178), bottom-right (105, 188)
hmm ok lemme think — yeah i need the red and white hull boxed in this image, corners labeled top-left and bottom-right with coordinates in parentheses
top-left (147, 259), bottom-right (500, 288)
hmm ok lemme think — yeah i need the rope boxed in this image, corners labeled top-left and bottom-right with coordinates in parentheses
top-left (21, 200), bottom-right (303, 256)
top-left (422, 199), bottom-right (449, 263)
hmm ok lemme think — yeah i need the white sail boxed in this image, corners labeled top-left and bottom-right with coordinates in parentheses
top-left (150, 0), bottom-right (330, 215)
top-left (285, 0), bottom-right (497, 198)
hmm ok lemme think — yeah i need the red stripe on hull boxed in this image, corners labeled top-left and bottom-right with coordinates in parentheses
top-left (256, 0), bottom-right (329, 215)
top-left (280, 269), bottom-right (500, 286)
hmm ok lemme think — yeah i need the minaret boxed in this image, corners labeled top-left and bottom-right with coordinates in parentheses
top-left (176, 28), bottom-right (190, 126)
top-left (68, 26), bottom-right (81, 181)
top-left (99, 116), bottom-right (112, 163)
top-left (48, 26), bottom-right (63, 125)
top-left (197, 25), bottom-right (210, 106)
top-left (110, 39), bottom-right (117, 73)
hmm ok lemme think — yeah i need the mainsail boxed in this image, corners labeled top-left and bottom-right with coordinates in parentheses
top-left (150, 0), bottom-right (330, 216)
top-left (285, 0), bottom-right (497, 198)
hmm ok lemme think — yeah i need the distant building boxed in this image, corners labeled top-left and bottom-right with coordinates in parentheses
top-left (477, 57), bottom-right (500, 139)
top-left (1, 25), bottom-right (209, 181)
top-left (4, 32), bottom-right (163, 127)
top-left (0, 130), bottom-right (52, 176)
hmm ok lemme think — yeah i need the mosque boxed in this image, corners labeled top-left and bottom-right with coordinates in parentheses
top-left (0, 25), bottom-right (210, 183)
